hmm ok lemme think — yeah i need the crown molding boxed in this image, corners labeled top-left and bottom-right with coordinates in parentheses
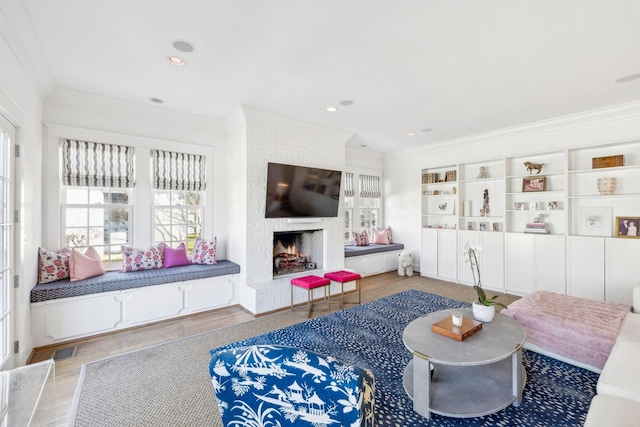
top-left (0, 0), bottom-right (55, 100)
top-left (389, 100), bottom-right (640, 160)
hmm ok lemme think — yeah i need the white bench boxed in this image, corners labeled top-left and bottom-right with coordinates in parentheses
top-left (344, 243), bottom-right (405, 277)
top-left (30, 262), bottom-right (240, 347)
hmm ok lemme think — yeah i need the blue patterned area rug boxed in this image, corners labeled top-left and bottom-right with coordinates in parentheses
top-left (210, 289), bottom-right (597, 426)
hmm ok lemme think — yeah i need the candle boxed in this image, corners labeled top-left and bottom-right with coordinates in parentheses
top-left (452, 312), bottom-right (463, 327)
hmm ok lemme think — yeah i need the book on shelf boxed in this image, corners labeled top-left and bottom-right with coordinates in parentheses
top-left (525, 223), bottom-right (547, 228)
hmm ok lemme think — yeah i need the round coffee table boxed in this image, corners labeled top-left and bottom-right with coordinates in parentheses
top-left (402, 308), bottom-right (526, 419)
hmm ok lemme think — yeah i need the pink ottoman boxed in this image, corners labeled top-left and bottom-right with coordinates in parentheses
top-left (290, 275), bottom-right (331, 317)
top-left (324, 270), bottom-right (362, 308)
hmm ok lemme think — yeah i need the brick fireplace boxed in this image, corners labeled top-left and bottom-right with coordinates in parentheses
top-left (273, 230), bottom-right (324, 277)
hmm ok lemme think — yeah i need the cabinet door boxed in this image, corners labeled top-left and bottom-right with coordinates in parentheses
top-left (534, 235), bottom-right (565, 294)
top-left (607, 238), bottom-right (640, 305)
top-left (505, 233), bottom-right (534, 295)
top-left (421, 228), bottom-right (438, 278)
top-left (457, 230), bottom-right (478, 286)
top-left (481, 231), bottom-right (505, 291)
top-left (567, 236), bottom-right (604, 301)
top-left (438, 229), bottom-right (458, 281)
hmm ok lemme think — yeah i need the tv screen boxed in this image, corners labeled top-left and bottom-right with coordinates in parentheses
top-left (265, 162), bottom-right (342, 218)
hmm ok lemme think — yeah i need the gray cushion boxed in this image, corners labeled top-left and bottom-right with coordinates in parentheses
top-left (344, 243), bottom-right (404, 257)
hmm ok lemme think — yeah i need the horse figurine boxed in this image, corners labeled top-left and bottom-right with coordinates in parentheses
top-left (524, 161), bottom-right (544, 174)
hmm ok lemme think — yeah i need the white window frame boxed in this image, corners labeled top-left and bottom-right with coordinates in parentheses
top-left (152, 189), bottom-right (205, 252)
top-left (343, 171), bottom-right (383, 244)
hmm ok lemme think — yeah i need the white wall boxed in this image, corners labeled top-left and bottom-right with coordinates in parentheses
top-left (0, 25), bottom-right (45, 366)
top-left (384, 101), bottom-right (640, 270)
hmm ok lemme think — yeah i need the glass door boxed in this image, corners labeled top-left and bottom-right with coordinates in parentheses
top-left (0, 113), bottom-right (15, 369)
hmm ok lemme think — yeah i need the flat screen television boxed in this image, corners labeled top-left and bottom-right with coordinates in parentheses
top-left (265, 162), bottom-right (342, 218)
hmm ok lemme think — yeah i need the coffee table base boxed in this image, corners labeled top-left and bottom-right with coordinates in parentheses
top-left (403, 355), bottom-right (527, 419)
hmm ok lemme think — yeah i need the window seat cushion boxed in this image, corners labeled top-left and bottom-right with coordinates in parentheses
top-left (344, 243), bottom-right (404, 258)
top-left (30, 260), bottom-right (240, 303)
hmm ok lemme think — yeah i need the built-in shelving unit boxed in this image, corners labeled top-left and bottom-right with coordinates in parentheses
top-left (420, 139), bottom-right (640, 306)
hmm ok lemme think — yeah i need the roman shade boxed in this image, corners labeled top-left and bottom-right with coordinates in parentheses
top-left (152, 149), bottom-right (206, 191)
top-left (62, 139), bottom-right (135, 188)
top-left (359, 174), bottom-right (381, 198)
top-left (344, 172), bottom-right (354, 197)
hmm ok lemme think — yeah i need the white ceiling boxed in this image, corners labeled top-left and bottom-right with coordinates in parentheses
top-left (9, 0), bottom-right (640, 153)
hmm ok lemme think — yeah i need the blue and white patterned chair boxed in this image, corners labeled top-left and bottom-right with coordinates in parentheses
top-left (209, 344), bottom-right (375, 427)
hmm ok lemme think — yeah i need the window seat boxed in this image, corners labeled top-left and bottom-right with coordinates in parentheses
top-left (344, 243), bottom-right (405, 277)
top-left (30, 260), bottom-right (241, 303)
top-left (30, 261), bottom-right (241, 347)
top-left (344, 243), bottom-right (404, 257)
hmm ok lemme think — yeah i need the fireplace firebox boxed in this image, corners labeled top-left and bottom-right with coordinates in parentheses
top-left (273, 230), bottom-right (323, 277)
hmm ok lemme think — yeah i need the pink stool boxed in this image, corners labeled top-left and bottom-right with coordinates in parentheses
top-left (290, 275), bottom-right (331, 317)
top-left (324, 270), bottom-right (362, 308)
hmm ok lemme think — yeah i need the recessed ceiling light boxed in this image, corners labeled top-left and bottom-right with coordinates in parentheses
top-left (360, 144), bottom-right (367, 147)
top-left (150, 98), bottom-right (164, 104)
top-left (172, 40), bottom-right (195, 53)
top-left (326, 106), bottom-right (338, 112)
top-left (339, 100), bottom-right (355, 106)
top-left (616, 74), bottom-right (640, 83)
top-left (408, 132), bottom-right (416, 136)
top-left (421, 128), bottom-right (433, 133)
top-left (167, 56), bottom-right (185, 66)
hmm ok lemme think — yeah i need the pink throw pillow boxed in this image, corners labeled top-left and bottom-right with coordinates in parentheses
top-left (190, 237), bottom-right (217, 265)
top-left (121, 244), bottom-right (165, 272)
top-left (375, 226), bottom-right (394, 243)
top-left (164, 243), bottom-right (191, 268)
top-left (38, 247), bottom-right (72, 284)
top-left (372, 228), bottom-right (390, 244)
top-left (69, 247), bottom-right (106, 282)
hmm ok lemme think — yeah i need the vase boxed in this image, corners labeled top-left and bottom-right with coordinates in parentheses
top-left (597, 177), bottom-right (617, 195)
top-left (472, 302), bottom-right (495, 322)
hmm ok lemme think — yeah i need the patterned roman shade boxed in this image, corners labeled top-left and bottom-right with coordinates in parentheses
top-left (359, 174), bottom-right (381, 198)
top-left (344, 172), bottom-right (354, 197)
top-left (152, 149), bottom-right (207, 191)
top-left (62, 139), bottom-right (135, 187)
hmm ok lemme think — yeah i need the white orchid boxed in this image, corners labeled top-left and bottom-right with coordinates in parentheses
top-left (463, 242), bottom-right (506, 309)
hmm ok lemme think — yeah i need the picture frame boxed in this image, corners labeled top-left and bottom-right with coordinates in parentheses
top-left (467, 221), bottom-right (476, 230)
top-left (522, 176), bottom-right (547, 192)
top-left (615, 216), bottom-right (640, 238)
top-left (579, 207), bottom-right (612, 237)
top-left (547, 201), bottom-right (559, 210)
top-left (492, 222), bottom-right (501, 232)
top-left (479, 222), bottom-right (487, 231)
top-left (514, 202), bottom-right (525, 210)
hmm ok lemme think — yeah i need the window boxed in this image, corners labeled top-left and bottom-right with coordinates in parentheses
top-left (359, 174), bottom-right (381, 233)
top-left (152, 150), bottom-right (206, 251)
top-left (343, 173), bottom-right (354, 242)
top-left (61, 139), bottom-right (135, 263)
top-left (343, 172), bottom-right (382, 244)
top-left (63, 187), bottom-right (132, 263)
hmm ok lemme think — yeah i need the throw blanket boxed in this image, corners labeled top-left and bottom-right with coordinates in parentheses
top-left (502, 291), bottom-right (631, 369)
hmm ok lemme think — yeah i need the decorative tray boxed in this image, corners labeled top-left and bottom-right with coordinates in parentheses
top-left (431, 316), bottom-right (482, 341)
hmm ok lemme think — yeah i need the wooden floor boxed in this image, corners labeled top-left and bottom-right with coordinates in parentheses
top-left (28, 272), bottom-right (513, 426)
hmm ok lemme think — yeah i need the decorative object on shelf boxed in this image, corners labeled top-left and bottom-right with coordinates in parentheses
top-left (547, 201), bottom-right (559, 210)
top-left (482, 189), bottom-right (490, 216)
top-left (615, 216), bottom-right (640, 238)
top-left (524, 214), bottom-right (550, 234)
top-left (524, 161), bottom-right (544, 174)
top-left (592, 155), bottom-right (624, 169)
top-left (597, 177), bottom-right (617, 195)
top-left (522, 176), bottom-right (546, 192)
top-left (529, 202), bottom-right (540, 211)
top-left (514, 202), bottom-right (525, 210)
top-left (452, 186), bottom-right (457, 194)
top-left (432, 190), bottom-right (439, 195)
top-left (477, 166), bottom-right (488, 179)
top-left (580, 207), bottom-right (612, 237)
top-left (464, 200), bottom-right (472, 217)
top-left (479, 222), bottom-right (487, 231)
top-left (463, 242), bottom-right (507, 323)
top-left (492, 222), bottom-right (501, 232)
top-left (467, 222), bottom-right (476, 230)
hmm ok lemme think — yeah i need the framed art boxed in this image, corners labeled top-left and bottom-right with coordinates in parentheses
top-left (547, 201), bottom-right (559, 210)
top-left (514, 202), bottom-right (525, 210)
top-left (467, 221), bottom-right (476, 230)
top-left (522, 176), bottom-right (547, 192)
top-left (615, 216), bottom-right (640, 238)
top-left (579, 207), bottom-right (612, 237)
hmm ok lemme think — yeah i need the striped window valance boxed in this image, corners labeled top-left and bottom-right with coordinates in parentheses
top-left (344, 172), bottom-right (354, 197)
top-left (152, 149), bottom-right (206, 191)
top-left (62, 139), bottom-right (135, 188)
top-left (359, 174), bottom-right (381, 198)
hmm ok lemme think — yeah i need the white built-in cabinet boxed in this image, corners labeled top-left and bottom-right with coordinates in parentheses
top-left (420, 139), bottom-right (640, 305)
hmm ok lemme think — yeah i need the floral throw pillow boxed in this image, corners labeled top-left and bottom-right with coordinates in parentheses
top-left (121, 244), bottom-right (165, 272)
top-left (351, 231), bottom-right (369, 246)
top-left (38, 247), bottom-right (72, 284)
top-left (190, 237), bottom-right (217, 265)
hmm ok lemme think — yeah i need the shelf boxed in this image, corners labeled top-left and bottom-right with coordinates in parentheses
top-left (506, 190), bottom-right (564, 196)
top-left (569, 164), bottom-right (640, 174)
top-left (506, 171), bottom-right (564, 179)
top-left (568, 193), bottom-right (640, 199)
top-left (458, 177), bottom-right (504, 184)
